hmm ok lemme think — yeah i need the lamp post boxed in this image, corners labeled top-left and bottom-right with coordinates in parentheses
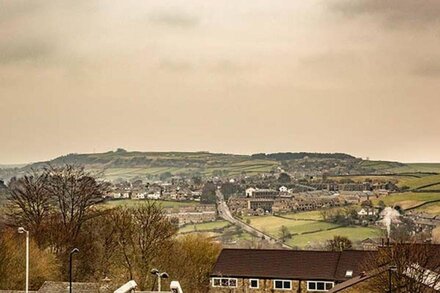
top-left (388, 265), bottom-right (397, 293)
top-left (69, 248), bottom-right (80, 293)
top-left (17, 227), bottom-right (29, 293)
top-left (151, 268), bottom-right (169, 292)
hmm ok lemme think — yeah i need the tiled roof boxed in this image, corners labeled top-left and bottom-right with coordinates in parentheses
top-left (211, 248), bottom-right (376, 282)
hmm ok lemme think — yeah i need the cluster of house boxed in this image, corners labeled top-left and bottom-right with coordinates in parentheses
top-left (106, 181), bottom-right (202, 202)
top-left (406, 211), bottom-right (440, 234)
top-left (308, 181), bottom-right (396, 193)
top-left (164, 204), bottom-right (217, 227)
top-left (227, 187), bottom-right (374, 216)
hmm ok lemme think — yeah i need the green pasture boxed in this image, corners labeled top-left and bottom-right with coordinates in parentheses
top-left (287, 226), bottom-right (383, 248)
top-left (179, 220), bottom-right (230, 233)
top-left (373, 192), bottom-right (440, 210)
top-left (244, 215), bottom-right (339, 237)
top-left (397, 174), bottom-right (440, 189)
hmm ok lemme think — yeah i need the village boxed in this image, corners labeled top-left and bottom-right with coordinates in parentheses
top-left (99, 171), bottom-right (440, 249)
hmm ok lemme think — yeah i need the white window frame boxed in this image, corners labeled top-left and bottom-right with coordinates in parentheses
top-left (249, 278), bottom-right (259, 289)
top-left (273, 279), bottom-right (292, 290)
top-left (211, 277), bottom-right (238, 288)
top-left (306, 281), bottom-right (335, 292)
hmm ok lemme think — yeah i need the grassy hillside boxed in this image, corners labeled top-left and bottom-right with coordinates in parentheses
top-left (397, 174), bottom-right (440, 189)
top-left (7, 150), bottom-right (280, 181)
top-left (373, 192), bottom-right (440, 210)
top-left (2, 149), bottom-right (440, 182)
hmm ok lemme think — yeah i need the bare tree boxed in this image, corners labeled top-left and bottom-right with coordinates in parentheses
top-left (7, 171), bottom-right (51, 246)
top-left (44, 165), bottom-right (108, 250)
top-left (362, 242), bottom-right (440, 292)
top-left (279, 225), bottom-right (291, 243)
top-left (111, 203), bottom-right (177, 290)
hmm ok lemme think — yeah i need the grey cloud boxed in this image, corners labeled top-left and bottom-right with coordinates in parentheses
top-left (0, 41), bottom-right (55, 64)
top-left (159, 60), bottom-right (193, 72)
top-left (413, 62), bottom-right (440, 78)
top-left (299, 52), bottom-right (364, 75)
top-left (0, 0), bottom-right (44, 23)
top-left (330, 0), bottom-right (440, 28)
top-left (147, 10), bottom-right (199, 28)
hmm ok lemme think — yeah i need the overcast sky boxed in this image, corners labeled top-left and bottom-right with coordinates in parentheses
top-left (1, 0), bottom-right (440, 164)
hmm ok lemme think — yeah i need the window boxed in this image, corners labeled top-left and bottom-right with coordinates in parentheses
top-left (250, 279), bottom-right (259, 289)
top-left (307, 281), bottom-right (334, 292)
top-left (273, 280), bottom-right (292, 290)
top-left (211, 278), bottom-right (238, 288)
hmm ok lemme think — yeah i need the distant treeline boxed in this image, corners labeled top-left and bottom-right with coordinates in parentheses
top-left (250, 152), bottom-right (356, 161)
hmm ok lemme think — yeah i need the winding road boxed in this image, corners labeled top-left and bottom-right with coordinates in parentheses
top-left (215, 189), bottom-right (292, 249)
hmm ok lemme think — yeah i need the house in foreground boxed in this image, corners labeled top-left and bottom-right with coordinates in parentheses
top-left (209, 248), bottom-right (376, 292)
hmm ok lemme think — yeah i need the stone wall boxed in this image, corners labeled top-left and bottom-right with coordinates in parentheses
top-left (209, 278), bottom-right (315, 293)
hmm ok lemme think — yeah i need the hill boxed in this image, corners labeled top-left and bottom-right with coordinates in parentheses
top-left (1, 149), bottom-right (440, 182)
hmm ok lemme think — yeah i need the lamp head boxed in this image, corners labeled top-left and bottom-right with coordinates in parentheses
top-left (71, 248), bottom-right (80, 254)
top-left (160, 272), bottom-right (169, 279)
top-left (17, 227), bottom-right (27, 234)
top-left (151, 268), bottom-right (159, 275)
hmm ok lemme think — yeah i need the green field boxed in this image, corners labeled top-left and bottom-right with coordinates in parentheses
top-left (373, 192), bottom-right (440, 210)
top-left (397, 174), bottom-right (440, 189)
top-left (392, 163), bottom-right (440, 174)
top-left (103, 199), bottom-right (199, 209)
top-left (244, 210), bottom-right (384, 248)
top-left (245, 214), bottom-right (339, 237)
top-left (98, 159), bottom-right (278, 180)
top-left (362, 161), bottom-right (440, 174)
top-left (287, 226), bottom-right (383, 248)
top-left (179, 221), bottom-right (230, 233)
top-left (281, 210), bottom-right (324, 221)
top-left (414, 202), bottom-right (440, 215)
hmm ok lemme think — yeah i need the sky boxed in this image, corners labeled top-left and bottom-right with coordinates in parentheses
top-left (1, 0), bottom-right (440, 164)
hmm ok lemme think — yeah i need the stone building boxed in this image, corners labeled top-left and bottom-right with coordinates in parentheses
top-left (210, 248), bottom-right (376, 293)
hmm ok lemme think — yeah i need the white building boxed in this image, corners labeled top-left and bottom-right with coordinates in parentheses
top-left (279, 186), bottom-right (288, 193)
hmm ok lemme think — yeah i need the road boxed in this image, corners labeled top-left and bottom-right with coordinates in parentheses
top-left (216, 190), bottom-right (292, 249)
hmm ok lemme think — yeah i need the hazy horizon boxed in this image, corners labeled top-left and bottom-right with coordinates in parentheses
top-left (1, 1), bottom-right (440, 164)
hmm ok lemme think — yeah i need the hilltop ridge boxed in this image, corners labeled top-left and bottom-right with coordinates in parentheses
top-left (1, 149), bottom-right (439, 182)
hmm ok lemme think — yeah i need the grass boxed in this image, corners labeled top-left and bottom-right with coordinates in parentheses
top-left (372, 192), bottom-right (440, 210)
top-left (412, 202), bottom-right (440, 215)
top-left (396, 174), bottom-right (440, 189)
top-left (287, 226), bottom-right (383, 248)
top-left (103, 199), bottom-right (199, 209)
top-left (179, 221), bottom-right (230, 233)
top-left (281, 210), bottom-right (324, 221)
top-left (392, 163), bottom-right (440, 174)
top-left (243, 210), bottom-right (383, 248)
top-left (244, 215), bottom-right (339, 238)
top-left (96, 159), bottom-right (278, 180)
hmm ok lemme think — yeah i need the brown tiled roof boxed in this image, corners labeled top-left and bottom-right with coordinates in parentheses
top-left (328, 266), bottom-right (388, 293)
top-left (211, 248), bottom-right (376, 282)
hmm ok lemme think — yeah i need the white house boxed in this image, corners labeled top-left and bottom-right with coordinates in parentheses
top-left (147, 192), bottom-right (161, 200)
top-left (134, 192), bottom-right (146, 200)
top-left (357, 208), bottom-right (375, 217)
top-left (279, 186), bottom-right (288, 193)
top-left (245, 187), bottom-right (256, 197)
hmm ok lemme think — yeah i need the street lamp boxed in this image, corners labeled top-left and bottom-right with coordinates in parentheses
top-left (69, 248), bottom-right (80, 293)
top-left (151, 268), bottom-right (169, 292)
top-left (388, 265), bottom-right (397, 293)
top-left (17, 227), bottom-right (29, 293)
